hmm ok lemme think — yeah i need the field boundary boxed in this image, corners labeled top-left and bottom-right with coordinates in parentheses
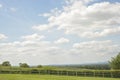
top-left (0, 68), bottom-right (120, 78)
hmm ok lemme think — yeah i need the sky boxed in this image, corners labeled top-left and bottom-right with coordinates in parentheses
top-left (0, 0), bottom-right (120, 66)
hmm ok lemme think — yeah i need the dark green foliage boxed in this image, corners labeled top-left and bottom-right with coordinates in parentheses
top-left (54, 64), bottom-right (110, 70)
top-left (109, 53), bottom-right (120, 70)
top-left (19, 63), bottom-right (29, 68)
top-left (31, 69), bottom-right (39, 74)
top-left (1, 61), bottom-right (11, 66)
top-left (37, 65), bottom-right (42, 68)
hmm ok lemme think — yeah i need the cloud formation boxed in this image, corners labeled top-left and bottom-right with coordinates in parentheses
top-left (0, 0), bottom-right (120, 65)
top-left (34, 1), bottom-right (120, 38)
top-left (73, 40), bottom-right (119, 54)
top-left (54, 37), bottom-right (70, 44)
top-left (0, 34), bottom-right (7, 40)
top-left (0, 39), bottom-right (119, 65)
top-left (21, 33), bottom-right (45, 41)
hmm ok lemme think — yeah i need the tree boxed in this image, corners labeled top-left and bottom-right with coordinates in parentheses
top-left (2, 61), bottom-right (11, 66)
top-left (109, 52), bottom-right (120, 70)
top-left (37, 65), bottom-right (42, 68)
top-left (19, 63), bottom-right (29, 68)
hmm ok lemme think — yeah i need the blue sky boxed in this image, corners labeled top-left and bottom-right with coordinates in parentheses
top-left (0, 0), bottom-right (120, 65)
top-left (0, 0), bottom-right (64, 41)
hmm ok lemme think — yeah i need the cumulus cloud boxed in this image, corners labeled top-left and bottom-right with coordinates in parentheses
top-left (0, 34), bottom-right (7, 40)
top-left (0, 38), bottom-right (64, 65)
top-left (54, 37), bottom-right (70, 44)
top-left (34, 0), bottom-right (120, 38)
top-left (0, 0), bottom-right (120, 65)
top-left (71, 40), bottom-right (120, 61)
top-left (0, 35), bottom-right (120, 65)
top-left (32, 24), bottom-right (54, 31)
top-left (73, 40), bottom-right (118, 51)
top-left (0, 39), bottom-right (119, 65)
top-left (81, 27), bottom-right (120, 38)
top-left (21, 33), bottom-right (45, 41)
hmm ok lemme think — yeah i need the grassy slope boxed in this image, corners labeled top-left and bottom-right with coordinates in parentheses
top-left (0, 74), bottom-right (119, 80)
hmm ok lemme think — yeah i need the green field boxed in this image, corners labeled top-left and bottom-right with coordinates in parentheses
top-left (0, 74), bottom-right (119, 80)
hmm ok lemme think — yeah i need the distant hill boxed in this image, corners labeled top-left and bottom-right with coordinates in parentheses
top-left (48, 62), bottom-right (110, 70)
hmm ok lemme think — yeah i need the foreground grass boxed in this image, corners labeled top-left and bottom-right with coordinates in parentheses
top-left (0, 74), bottom-right (119, 80)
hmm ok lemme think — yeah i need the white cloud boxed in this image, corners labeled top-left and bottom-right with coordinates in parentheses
top-left (0, 0), bottom-right (120, 65)
top-left (32, 24), bottom-right (54, 31)
top-left (34, 1), bottom-right (120, 38)
top-left (65, 0), bottom-right (93, 4)
top-left (0, 38), bottom-right (62, 65)
top-left (0, 34), bottom-right (7, 40)
top-left (81, 27), bottom-right (120, 38)
top-left (54, 37), bottom-right (70, 44)
top-left (0, 4), bottom-right (2, 8)
top-left (21, 33), bottom-right (45, 41)
top-left (73, 40), bottom-right (119, 55)
top-left (71, 40), bottom-right (120, 62)
top-left (0, 39), bottom-right (119, 65)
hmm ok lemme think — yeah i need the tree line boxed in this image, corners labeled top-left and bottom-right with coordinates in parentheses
top-left (0, 61), bottom-right (42, 68)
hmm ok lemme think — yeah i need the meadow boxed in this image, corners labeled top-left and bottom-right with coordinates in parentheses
top-left (0, 74), bottom-right (119, 80)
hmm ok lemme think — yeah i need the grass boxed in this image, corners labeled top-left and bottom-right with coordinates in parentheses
top-left (0, 74), bottom-right (119, 80)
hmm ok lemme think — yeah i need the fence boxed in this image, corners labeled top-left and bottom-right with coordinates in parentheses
top-left (0, 68), bottom-right (120, 78)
